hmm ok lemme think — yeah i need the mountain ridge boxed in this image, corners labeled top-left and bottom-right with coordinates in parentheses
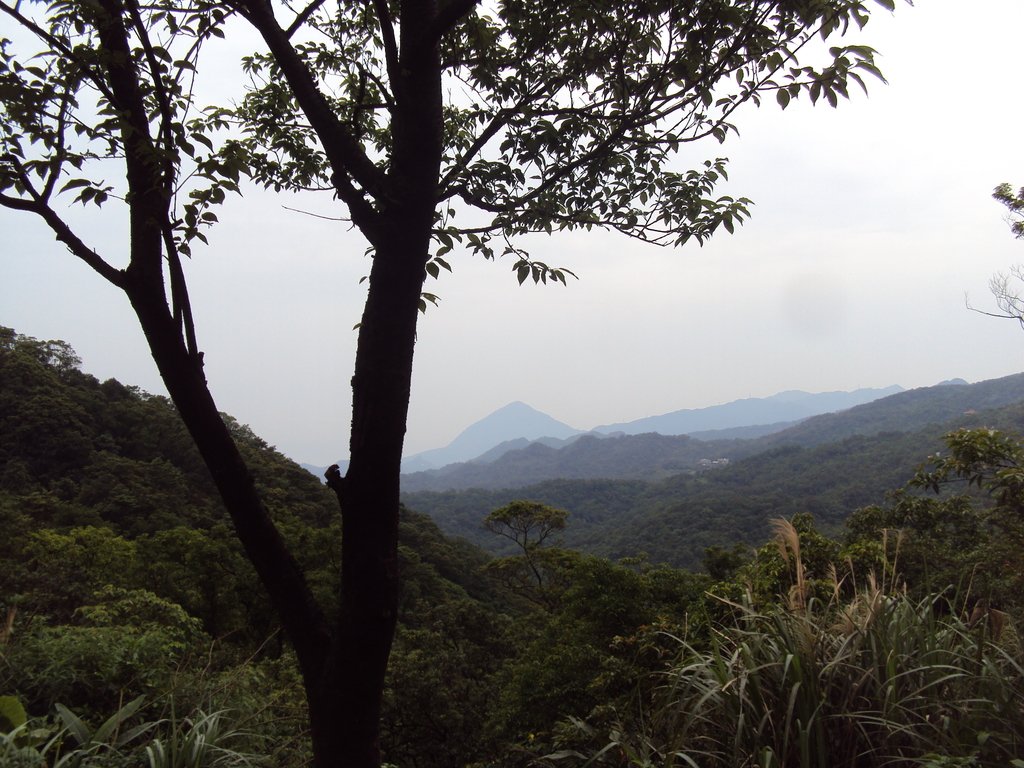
top-left (592, 386), bottom-right (904, 435)
top-left (399, 385), bottom-right (905, 473)
top-left (402, 401), bottom-right (579, 472)
top-left (400, 373), bottom-right (1024, 492)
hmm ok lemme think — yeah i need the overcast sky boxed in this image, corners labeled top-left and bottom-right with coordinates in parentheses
top-left (3, 0), bottom-right (1024, 464)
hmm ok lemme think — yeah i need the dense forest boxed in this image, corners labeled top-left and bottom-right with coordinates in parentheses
top-left (2, 327), bottom-right (1022, 766)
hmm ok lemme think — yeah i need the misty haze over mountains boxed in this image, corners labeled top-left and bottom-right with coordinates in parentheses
top-left (399, 385), bottom-right (905, 473)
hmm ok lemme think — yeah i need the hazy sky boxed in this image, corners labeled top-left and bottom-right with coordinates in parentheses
top-left (3, 0), bottom-right (1024, 464)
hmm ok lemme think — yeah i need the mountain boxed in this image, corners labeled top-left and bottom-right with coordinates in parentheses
top-left (754, 373), bottom-right (1024, 449)
top-left (300, 461), bottom-right (328, 478)
top-left (401, 401), bottom-right (579, 471)
top-left (401, 432), bottom-right (725, 492)
top-left (592, 386), bottom-right (904, 436)
top-left (686, 420), bottom-right (804, 441)
top-left (400, 374), bottom-right (1024, 493)
top-left (472, 433), bottom-right (587, 462)
top-left (400, 386), bottom-right (903, 474)
top-left (403, 397), bottom-right (1024, 569)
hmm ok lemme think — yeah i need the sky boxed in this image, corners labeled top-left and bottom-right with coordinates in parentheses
top-left (2, 0), bottom-right (1024, 465)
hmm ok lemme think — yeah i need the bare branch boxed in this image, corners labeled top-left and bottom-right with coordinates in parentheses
top-left (282, 204), bottom-right (352, 222)
top-left (967, 266), bottom-right (1024, 330)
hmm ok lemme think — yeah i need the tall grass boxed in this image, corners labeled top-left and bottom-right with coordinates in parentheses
top-left (549, 523), bottom-right (1024, 768)
top-left (144, 709), bottom-right (267, 768)
top-left (647, 592), bottom-right (1023, 767)
top-left (0, 698), bottom-right (268, 768)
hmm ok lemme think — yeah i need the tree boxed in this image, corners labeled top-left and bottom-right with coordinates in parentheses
top-left (0, 0), bottom-right (901, 764)
top-left (485, 499), bottom-right (568, 552)
top-left (967, 182), bottom-right (1024, 327)
top-left (846, 427), bottom-right (1024, 610)
top-left (981, 264), bottom-right (1024, 329)
top-left (485, 500), bottom-right (571, 608)
top-left (994, 182), bottom-right (1024, 240)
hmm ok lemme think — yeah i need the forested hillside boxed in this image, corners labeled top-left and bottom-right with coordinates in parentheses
top-left (401, 374), bottom-right (1024, 493)
top-left (3, 328), bottom-right (1022, 767)
top-left (0, 328), bottom-right (511, 765)
top-left (404, 393), bottom-right (1024, 569)
top-left (755, 374), bottom-right (1024, 448)
top-left (401, 433), bottom-right (741, 491)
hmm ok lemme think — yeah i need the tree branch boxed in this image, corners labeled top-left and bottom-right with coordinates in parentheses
top-left (438, 106), bottom-right (516, 198)
top-left (0, 192), bottom-right (126, 288)
top-left (39, 90), bottom-right (75, 202)
top-left (0, 1), bottom-right (116, 105)
top-left (371, 0), bottom-right (400, 85)
top-left (361, 64), bottom-right (396, 112)
top-left (234, 0), bottom-right (390, 232)
top-left (124, 0), bottom-right (178, 189)
top-left (285, 0), bottom-right (328, 38)
top-left (429, 0), bottom-right (480, 43)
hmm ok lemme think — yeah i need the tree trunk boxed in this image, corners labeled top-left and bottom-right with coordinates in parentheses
top-left (315, 214), bottom-right (431, 766)
top-left (313, 6), bottom-right (443, 760)
top-left (124, 277), bottom-right (332, 690)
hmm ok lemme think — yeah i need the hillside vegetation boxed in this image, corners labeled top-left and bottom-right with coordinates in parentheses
top-left (2, 327), bottom-right (1022, 767)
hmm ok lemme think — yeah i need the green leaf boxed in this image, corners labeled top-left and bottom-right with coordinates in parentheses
top-left (776, 89), bottom-right (790, 109)
top-left (93, 696), bottom-right (146, 745)
top-left (0, 696), bottom-right (27, 732)
top-left (55, 703), bottom-right (90, 745)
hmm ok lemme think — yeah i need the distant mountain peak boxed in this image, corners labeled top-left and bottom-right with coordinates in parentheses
top-left (489, 401), bottom-right (543, 416)
top-left (459, 401), bottom-right (576, 434)
top-left (402, 402), bottom-right (579, 472)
